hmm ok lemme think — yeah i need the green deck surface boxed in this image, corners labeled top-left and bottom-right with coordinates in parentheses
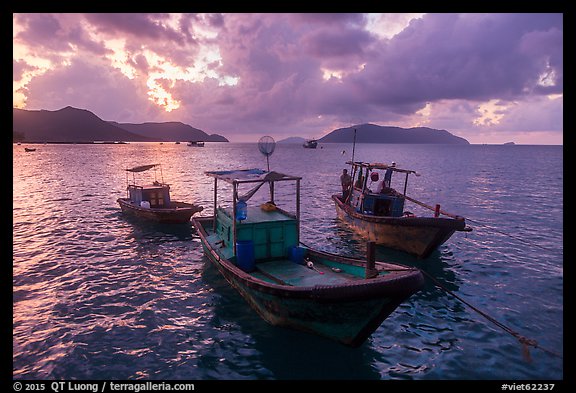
top-left (254, 260), bottom-right (352, 287)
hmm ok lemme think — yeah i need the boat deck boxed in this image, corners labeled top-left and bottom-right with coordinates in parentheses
top-left (204, 221), bottom-right (363, 288)
top-left (220, 206), bottom-right (294, 224)
top-left (252, 259), bottom-right (357, 287)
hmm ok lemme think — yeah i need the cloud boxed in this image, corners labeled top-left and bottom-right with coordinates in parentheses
top-left (13, 13), bottom-right (563, 143)
top-left (24, 57), bottom-right (154, 122)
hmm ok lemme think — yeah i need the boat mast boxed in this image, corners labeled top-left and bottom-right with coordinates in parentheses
top-left (350, 128), bottom-right (357, 172)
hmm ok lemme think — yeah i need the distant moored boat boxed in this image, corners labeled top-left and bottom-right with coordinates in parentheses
top-left (303, 139), bottom-right (318, 148)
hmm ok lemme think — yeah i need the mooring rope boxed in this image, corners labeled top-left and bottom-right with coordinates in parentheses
top-left (464, 217), bottom-right (557, 253)
top-left (419, 269), bottom-right (563, 361)
top-left (403, 194), bottom-right (558, 253)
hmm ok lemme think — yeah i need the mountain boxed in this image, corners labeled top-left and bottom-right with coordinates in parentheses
top-left (278, 137), bottom-right (306, 144)
top-left (12, 106), bottom-right (152, 143)
top-left (12, 106), bottom-right (229, 143)
top-left (110, 121), bottom-right (228, 142)
top-left (319, 123), bottom-right (469, 144)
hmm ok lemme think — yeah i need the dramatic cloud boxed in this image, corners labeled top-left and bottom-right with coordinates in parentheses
top-left (13, 13), bottom-right (563, 144)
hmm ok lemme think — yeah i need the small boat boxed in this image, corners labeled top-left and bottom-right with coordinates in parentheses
top-left (333, 161), bottom-right (472, 259)
top-left (24, 147), bottom-right (36, 152)
top-left (117, 164), bottom-right (203, 224)
top-left (303, 139), bottom-right (318, 148)
top-left (192, 168), bottom-right (424, 347)
top-left (187, 141), bottom-right (205, 147)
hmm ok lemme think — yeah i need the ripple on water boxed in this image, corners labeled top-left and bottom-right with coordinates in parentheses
top-left (13, 144), bottom-right (563, 380)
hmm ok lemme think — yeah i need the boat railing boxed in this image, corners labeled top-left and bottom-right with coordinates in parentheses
top-left (402, 194), bottom-right (465, 221)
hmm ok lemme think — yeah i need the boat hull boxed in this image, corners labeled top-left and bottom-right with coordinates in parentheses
top-left (193, 216), bottom-right (424, 347)
top-left (332, 194), bottom-right (465, 259)
top-left (117, 198), bottom-right (202, 224)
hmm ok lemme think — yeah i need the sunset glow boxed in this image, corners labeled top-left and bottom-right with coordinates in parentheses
top-left (13, 13), bottom-right (563, 143)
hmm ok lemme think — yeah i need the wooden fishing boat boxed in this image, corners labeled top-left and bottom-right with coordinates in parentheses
top-left (192, 168), bottom-right (424, 347)
top-left (333, 161), bottom-right (471, 259)
top-left (117, 164), bottom-right (203, 224)
top-left (303, 139), bottom-right (318, 148)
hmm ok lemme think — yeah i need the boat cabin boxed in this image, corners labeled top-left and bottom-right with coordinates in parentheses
top-left (127, 182), bottom-right (171, 208)
top-left (205, 169), bottom-right (302, 261)
top-left (346, 161), bottom-right (416, 217)
top-left (123, 164), bottom-right (172, 208)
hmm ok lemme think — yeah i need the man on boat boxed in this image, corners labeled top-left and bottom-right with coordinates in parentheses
top-left (340, 169), bottom-right (352, 201)
top-left (384, 162), bottom-right (396, 187)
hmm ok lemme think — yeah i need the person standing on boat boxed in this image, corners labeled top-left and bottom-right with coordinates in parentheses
top-left (384, 162), bottom-right (396, 188)
top-left (340, 169), bottom-right (352, 201)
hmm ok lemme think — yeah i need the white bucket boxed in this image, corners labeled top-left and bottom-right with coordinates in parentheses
top-left (140, 201), bottom-right (151, 208)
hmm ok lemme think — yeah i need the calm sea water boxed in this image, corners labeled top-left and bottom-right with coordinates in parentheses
top-left (13, 142), bottom-right (563, 381)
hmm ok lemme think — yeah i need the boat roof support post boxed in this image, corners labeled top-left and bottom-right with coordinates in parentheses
top-left (232, 181), bottom-right (238, 256)
top-left (403, 173), bottom-right (409, 196)
top-left (213, 177), bottom-right (218, 232)
top-left (296, 178), bottom-right (300, 245)
top-left (125, 171), bottom-right (130, 197)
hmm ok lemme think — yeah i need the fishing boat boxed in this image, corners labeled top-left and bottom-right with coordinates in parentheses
top-left (117, 164), bottom-right (203, 224)
top-left (333, 161), bottom-right (472, 259)
top-left (303, 139), bottom-right (318, 148)
top-left (24, 147), bottom-right (36, 152)
top-left (187, 141), bottom-right (205, 147)
top-left (192, 168), bottom-right (424, 347)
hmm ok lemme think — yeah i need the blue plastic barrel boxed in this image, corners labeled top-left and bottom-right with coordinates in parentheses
top-left (236, 240), bottom-right (255, 272)
top-left (236, 200), bottom-right (247, 221)
top-left (289, 246), bottom-right (307, 264)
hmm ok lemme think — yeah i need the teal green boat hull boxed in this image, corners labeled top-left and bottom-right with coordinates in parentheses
top-left (194, 215), bottom-right (424, 347)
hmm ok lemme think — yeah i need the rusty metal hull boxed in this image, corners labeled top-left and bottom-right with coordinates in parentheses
top-left (193, 216), bottom-right (424, 347)
top-left (332, 194), bottom-right (465, 259)
top-left (118, 198), bottom-right (203, 224)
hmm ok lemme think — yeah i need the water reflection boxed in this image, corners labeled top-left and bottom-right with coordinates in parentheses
top-left (200, 261), bottom-right (383, 380)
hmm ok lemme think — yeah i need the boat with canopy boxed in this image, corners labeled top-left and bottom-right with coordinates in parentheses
top-left (117, 164), bottom-right (203, 224)
top-left (333, 161), bottom-right (472, 259)
top-left (192, 167), bottom-right (424, 347)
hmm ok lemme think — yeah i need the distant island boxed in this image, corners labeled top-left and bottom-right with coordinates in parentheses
top-left (13, 106), bottom-right (469, 145)
top-left (278, 137), bottom-right (307, 144)
top-left (319, 123), bottom-right (469, 144)
top-left (12, 106), bottom-right (228, 143)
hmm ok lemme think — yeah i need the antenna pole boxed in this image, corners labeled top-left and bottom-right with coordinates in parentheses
top-left (351, 128), bottom-right (357, 169)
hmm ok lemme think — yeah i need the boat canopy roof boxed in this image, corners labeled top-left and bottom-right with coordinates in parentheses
top-left (346, 161), bottom-right (416, 175)
top-left (205, 168), bottom-right (302, 184)
top-left (125, 164), bottom-right (160, 173)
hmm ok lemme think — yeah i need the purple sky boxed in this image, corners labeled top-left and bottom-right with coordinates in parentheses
top-left (13, 13), bottom-right (563, 144)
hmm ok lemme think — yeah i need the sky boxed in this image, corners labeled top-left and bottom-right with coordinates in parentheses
top-left (13, 13), bottom-right (563, 144)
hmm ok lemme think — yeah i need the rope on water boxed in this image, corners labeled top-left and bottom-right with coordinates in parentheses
top-left (465, 217), bottom-right (557, 253)
top-left (403, 194), bottom-right (558, 253)
top-left (419, 269), bottom-right (563, 361)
